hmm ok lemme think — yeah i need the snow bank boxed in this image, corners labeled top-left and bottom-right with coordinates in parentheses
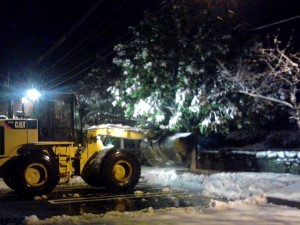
top-left (21, 167), bottom-right (300, 225)
top-left (141, 167), bottom-right (300, 201)
top-left (2, 167), bottom-right (300, 225)
top-left (209, 194), bottom-right (267, 210)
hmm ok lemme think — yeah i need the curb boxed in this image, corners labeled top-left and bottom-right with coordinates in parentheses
top-left (267, 197), bottom-right (300, 209)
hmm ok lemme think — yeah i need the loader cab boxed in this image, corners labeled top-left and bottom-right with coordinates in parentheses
top-left (0, 119), bottom-right (38, 156)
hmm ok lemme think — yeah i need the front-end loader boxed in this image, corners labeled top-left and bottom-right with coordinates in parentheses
top-left (0, 119), bottom-right (153, 196)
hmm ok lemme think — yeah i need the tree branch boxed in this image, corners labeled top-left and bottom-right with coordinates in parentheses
top-left (238, 90), bottom-right (294, 109)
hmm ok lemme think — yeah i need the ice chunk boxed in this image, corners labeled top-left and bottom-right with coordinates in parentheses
top-left (277, 151), bottom-right (285, 158)
top-left (256, 151), bottom-right (267, 158)
top-left (267, 151), bottom-right (277, 159)
top-left (284, 151), bottom-right (297, 158)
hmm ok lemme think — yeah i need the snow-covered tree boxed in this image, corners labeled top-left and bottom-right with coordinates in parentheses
top-left (77, 58), bottom-right (122, 127)
top-left (219, 36), bottom-right (300, 129)
top-left (110, 0), bottom-right (253, 134)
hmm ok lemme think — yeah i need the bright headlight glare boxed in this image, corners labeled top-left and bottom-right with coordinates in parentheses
top-left (27, 89), bottom-right (40, 101)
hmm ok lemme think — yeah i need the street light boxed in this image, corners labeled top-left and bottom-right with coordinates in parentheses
top-left (26, 89), bottom-right (40, 101)
top-left (24, 89), bottom-right (41, 118)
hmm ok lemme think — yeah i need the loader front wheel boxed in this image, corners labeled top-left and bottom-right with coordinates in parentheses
top-left (102, 149), bottom-right (141, 192)
top-left (15, 153), bottom-right (59, 196)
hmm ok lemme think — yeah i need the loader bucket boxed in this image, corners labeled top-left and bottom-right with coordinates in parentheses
top-left (140, 133), bottom-right (198, 167)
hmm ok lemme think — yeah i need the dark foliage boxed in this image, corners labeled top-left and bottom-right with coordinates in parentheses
top-left (197, 135), bottom-right (226, 149)
top-left (264, 130), bottom-right (300, 148)
top-left (226, 130), bottom-right (269, 146)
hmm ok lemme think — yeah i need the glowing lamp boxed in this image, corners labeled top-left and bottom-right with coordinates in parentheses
top-left (26, 89), bottom-right (40, 101)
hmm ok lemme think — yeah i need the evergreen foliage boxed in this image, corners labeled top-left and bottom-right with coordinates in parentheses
top-left (109, 0), bottom-right (253, 133)
top-left (77, 58), bottom-right (122, 126)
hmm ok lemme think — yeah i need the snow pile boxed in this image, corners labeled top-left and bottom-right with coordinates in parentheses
top-left (256, 150), bottom-right (300, 166)
top-left (209, 194), bottom-right (267, 210)
top-left (134, 190), bottom-right (144, 196)
top-left (34, 195), bottom-right (48, 201)
top-left (60, 176), bottom-right (86, 186)
top-left (23, 207), bottom-right (201, 225)
top-left (0, 179), bottom-right (10, 191)
top-left (141, 167), bottom-right (300, 201)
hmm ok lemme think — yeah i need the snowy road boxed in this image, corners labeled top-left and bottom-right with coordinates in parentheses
top-left (1, 167), bottom-right (300, 224)
top-left (0, 173), bottom-right (209, 225)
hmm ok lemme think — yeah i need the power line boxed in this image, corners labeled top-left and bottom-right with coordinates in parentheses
top-left (48, 3), bottom-right (167, 89)
top-left (46, 1), bottom-right (151, 88)
top-left (48, 37), bottom-right (133, 90)
top-left (45, 32), bottom-right (132, 88)
top-left (252, 15), bottom-right (300, 31)
top-left (40, 21), bottom-right (117, 76)
top-left (40, 0), bottom-right (130, 76)
top-left (36, 0), bottom-right (105, 64)
top-left (44, 0), bottom-right (132, 87)
top-left (49, 61), bottom-right (98, 89)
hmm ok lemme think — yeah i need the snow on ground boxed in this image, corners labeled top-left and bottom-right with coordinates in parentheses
top-left (0, 179), bottom-right (10, 192)
top-left (2, 167), bottom-right (300, 224)
top-left (24, 202), bottom-right (300, 225)
top-left (141, 167), bottom-right (300, 201)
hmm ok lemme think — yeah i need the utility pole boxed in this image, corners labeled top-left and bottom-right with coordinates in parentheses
top-left (70, 94), bottom-right (75, 142)
top-left (7, 73), bottom-right (13, 119)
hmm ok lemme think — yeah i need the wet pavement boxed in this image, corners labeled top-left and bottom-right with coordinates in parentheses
top-left (0, 182), bottom-right (210, 225)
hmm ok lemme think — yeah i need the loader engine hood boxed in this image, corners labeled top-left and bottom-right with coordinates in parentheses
top-left (86, 124), bottom-right (154, 140)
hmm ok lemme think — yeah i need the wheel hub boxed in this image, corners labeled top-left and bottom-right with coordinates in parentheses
top-left (25, 163), bottom-right (48, 187)
top-left (112, 160), bottom-right (132, 183)
top-left (26, 168), bottom-right (40, 184)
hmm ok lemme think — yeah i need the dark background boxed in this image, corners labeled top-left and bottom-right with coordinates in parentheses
top-left (0, 0), bottom-right (160, 85)
top-left (0, 0), bottom-right (300, 88)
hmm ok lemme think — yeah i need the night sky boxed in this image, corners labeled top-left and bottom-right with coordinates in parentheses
top-left (0, 0), bottom-right (160, 87)
top-left (0, 0), bottom-right (300, 89)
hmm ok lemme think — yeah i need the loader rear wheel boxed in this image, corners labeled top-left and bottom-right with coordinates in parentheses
top-left (3, 172), bottom-right (18, 191)
top-left (2, 160), bottom-right (19, 191)
top-left (15, 153), bottom-right (59, 196)
top-left (102, 149), bottom-right (141, 192)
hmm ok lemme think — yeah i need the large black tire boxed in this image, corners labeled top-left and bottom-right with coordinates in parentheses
top-left (81, 174), bottom-right (104, 187)
top-left (3, 170), bottom-right (18, 191)
top-left (14, 153), bottom-right (59, 196)
top-left (2, 159), bottom-right (19, 191)
top-left (81, 151), bottom-right (105, 187)
top-left (101, 149), bottom-right (141, 192)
